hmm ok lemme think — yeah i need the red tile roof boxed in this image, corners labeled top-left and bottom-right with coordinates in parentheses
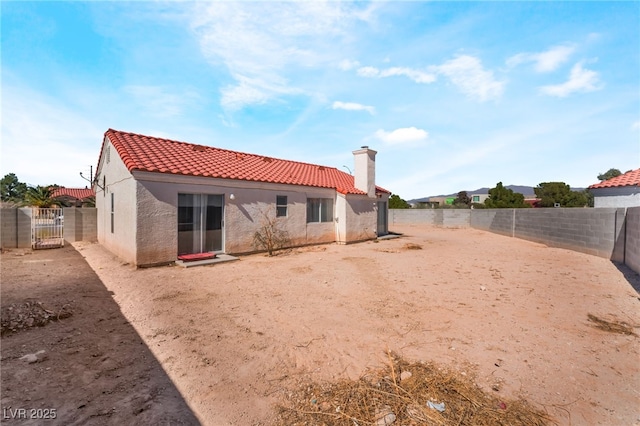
top-left (52, 187), bottom-right (95, 200)
top-left (589, 169), bottom-right (640, 189)
top-left (100, 129), bottom-right (389, 195)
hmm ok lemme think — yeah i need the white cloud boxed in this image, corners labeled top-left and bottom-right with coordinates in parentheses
top-left (1, 84), bottom-right (102, 187)
top-left (339, 59), bottom-right (361, 71)
top-left (190, 2), bottom-right (377, 111)
top-left (219, 75), bottom-right (304, 111)
top-left (357, 66), bottom-right (380, 78)
top-left (539, 62), bottom-right (602, 97)
top-left (375, 127), bottom-right (428, 145)
top-left (356, 66), bottom-right (436, 83)
top-left (632, 121), bottom-right (640, 131)
top-left (431, 55), bottom-right (504, 102)
top-left (507, 44), bottom-right (575, 72)
top-left (332, 101), bottom-right (375, 115)
top-left (124, 85), bottom-right (200, 117)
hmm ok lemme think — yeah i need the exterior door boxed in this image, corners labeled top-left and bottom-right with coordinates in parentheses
top-left (377, 201), bottom-right (388, 236)
top-left (178, 194), bottom-right (224, 255)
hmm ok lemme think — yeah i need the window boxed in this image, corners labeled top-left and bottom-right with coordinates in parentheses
top-left (276, 195), bottom-right (288, 217)
top-left (472, 195), bottom-right (480, 202)
top-left (307, 198), bottom-right (333, 223)
top-left (110, 193), bottom-right (114, 233)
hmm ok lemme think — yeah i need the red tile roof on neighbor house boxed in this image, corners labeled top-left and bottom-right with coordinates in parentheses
top-left (588, 168), bottom-right (640, 189)
top-left (101, 129), bottom-right (389, 195)
top-left (52, 187), bottom-right (96, 200)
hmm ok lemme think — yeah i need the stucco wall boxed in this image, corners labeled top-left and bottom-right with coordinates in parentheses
top-left (133, 172), bottom-right (340, 265)
top-left (592, 187), bottom-right (640, 208)
top-left (594, 194), bottom-right (640, 207)
top-left (95, 138), bottom-right (138, 265)
top-left (339, 195), bottom-right (377, 243)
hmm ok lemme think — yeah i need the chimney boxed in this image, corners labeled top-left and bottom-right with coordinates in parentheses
top-left (352, 146), bottom-right (377, 198)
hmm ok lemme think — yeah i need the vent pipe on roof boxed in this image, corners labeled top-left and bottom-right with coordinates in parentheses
top-left (352, 147), bottom-right (377, 198)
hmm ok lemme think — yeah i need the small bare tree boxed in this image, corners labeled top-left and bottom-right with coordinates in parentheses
top-left (252, 207), bottom-right (291, 256)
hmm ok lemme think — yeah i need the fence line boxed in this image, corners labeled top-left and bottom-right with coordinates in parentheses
top-left (390, 207), bottom-right (640, 274)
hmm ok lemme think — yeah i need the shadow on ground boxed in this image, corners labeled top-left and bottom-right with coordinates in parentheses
top-left (613, 261), bottom-right (640, 295)
top-left (0, 245), bottom-right (199, 425)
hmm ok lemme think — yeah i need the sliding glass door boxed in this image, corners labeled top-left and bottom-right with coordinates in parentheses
top-left (178, 194), bottom-right (224, 255)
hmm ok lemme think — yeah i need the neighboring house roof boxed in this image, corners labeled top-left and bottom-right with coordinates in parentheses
top-left (589, 169), bottom-right (640, 189)
top-left (52, 187), bottom-right (96, 200)
top-left (100, 129), bottom-right (389, 195)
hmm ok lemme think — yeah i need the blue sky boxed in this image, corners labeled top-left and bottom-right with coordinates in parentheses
top-left (2, 1), bottom-right (639, 199)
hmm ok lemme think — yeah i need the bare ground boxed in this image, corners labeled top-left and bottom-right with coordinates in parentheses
top-left (2, 224), bottom-right (639, 425)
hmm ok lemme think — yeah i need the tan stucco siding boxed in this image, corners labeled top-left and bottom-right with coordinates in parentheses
top-left (95, 139), bottom-right (137, 265)
top-left (342, 194), bottom-right (378, 242)
top-left (135, 180), bottom-right (178, 266)
top-left (132, 172), bottom-right (337, 263)
top-left (225, 186), bottom-right (336, 253)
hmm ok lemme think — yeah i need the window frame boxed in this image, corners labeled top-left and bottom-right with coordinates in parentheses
top-left (306, 198), bottom-right (334, 223)
top-left (110, 192), bottom-right (114, 233)
top-left (276, 195), bottom-right (288, 217)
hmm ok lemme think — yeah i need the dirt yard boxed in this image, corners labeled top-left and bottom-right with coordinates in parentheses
top-left (2, 225), bottom-right (639, 425)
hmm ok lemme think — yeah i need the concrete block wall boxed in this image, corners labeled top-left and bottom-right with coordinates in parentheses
top-left (391, 207), bottom-right (640, 275)
top-left (612, 209), bottom-right (627, 264)
top-left (390, 209), bottom-right (469, 227)
top-left (625, 207), bottom-right (640, 273)
top-left (63, 208), bottom-right (97, 243)
top-left (1, 208), bottom-right (97, 248)
top-left (470, 209), bottom-right (514, 237)
top-left (512, 208), bottom-right (623, 258)
top-left (441, 209), bottom-right (471, 227)
top-left (390, 209), bottom-right (437, 225)
top-left (1, 208), bottom-right (32, 249)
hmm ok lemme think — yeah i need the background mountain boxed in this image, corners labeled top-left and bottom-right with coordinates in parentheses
top-left (408, 185), bottom-right (586, 203)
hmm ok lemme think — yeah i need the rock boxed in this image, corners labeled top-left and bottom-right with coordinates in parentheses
top-left (400, 371), bottom-right (412, 381)
top-left (375, 406), bottom-right (396, 426)
top-left (427, 400), bottom-right (445, 412)
top-left (20, 350), bottom-right (46, 364)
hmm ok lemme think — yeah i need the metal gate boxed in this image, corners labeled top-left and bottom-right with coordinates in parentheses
top-left (32, 208), bottom-right (64, 249)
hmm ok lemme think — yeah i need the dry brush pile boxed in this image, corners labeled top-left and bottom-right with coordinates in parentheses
top-left (1, 300), bottom-right (73, 336)
top-left (277, 351), bottom-right (552, 426)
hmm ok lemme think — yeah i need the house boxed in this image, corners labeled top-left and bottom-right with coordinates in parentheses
top-left (588, 168), bottom-right (640, 208)
top-left (52, 187), bottom-right (96, 207)
top-left (470, 193), bottom-right (489, 204)
top-left (94, 129), bottom-right (390, 267)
